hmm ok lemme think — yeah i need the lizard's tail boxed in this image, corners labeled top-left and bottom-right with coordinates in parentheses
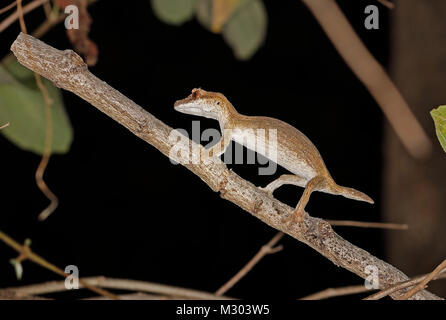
top-left (328, 181), bottom-right (374, 204)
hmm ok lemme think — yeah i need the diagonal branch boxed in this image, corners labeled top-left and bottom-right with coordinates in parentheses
top-left (10, 33), bottom-right (442, 300)
top-left (0, 230), bottom-right (119, 300)
top-left (0, 0), bottom-right (49, 33)
top-left (215, 232), bottom-right (284, 296)
top-left (397, 259), bottom-right (446, 300)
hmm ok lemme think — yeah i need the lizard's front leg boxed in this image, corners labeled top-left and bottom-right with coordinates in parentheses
top-left (201, 133), bottom-right (232, 162)
top-left (261, 174), bottom-right (307, 194)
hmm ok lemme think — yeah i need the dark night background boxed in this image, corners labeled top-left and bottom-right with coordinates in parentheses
top-left (0, 0), bottom-right (390, 298)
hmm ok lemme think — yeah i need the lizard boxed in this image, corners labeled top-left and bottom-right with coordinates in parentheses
top-left (174, 88), bottom-right (373, 224)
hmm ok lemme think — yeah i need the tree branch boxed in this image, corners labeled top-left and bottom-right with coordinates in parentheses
top-left (327, 220), bottom-right (408, 230)
top-left (398, 259), bottom-right (446, 300)
top-left (215, 232), bottom-right (284, 296)
top-left (300, 285), bottom-right (372, 300)
top-left (10, 33), bottom-right (442, 300)
top-left (2, 276), bottom-right (233, 300)
top-left (0, 0), bottom-right (49, 33)
top-left (0, 230), bottom-right (119, 300)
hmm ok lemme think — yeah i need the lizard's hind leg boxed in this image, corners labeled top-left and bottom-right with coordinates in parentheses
top-left (289, 175), bottom-right (327, 224)
top-left (261, 174), bottom-right (307, 194)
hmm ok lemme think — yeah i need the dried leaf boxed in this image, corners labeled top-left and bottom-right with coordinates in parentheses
top-left (431, 105), bottom-right (446, 153)
top-left (211, 0), bottom-right (239, 33)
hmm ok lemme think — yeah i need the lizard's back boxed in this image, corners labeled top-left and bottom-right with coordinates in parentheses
top-left (229, 115), bottom-right (331, 181)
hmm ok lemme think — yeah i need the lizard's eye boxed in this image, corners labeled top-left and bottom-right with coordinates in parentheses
top-left (216, 101), bottom-right (221, 105)
top-left (192, 89), bottom-right (201, 99)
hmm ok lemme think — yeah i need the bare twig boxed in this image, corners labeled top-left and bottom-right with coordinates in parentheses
top-left (301, 0), bottom-right (431, 159)
top-left (327, 220), bottom-right (408, 230)
top-left (10, 33), bottom-right (442, 300)
top-left (16, 0), bottom-right (58, 221)
top-left (0, 122), bottom-right (10, 129)
top-left (0, 230), bottom-right (119, 300)
top-left (377, 0), bottom-right (395, 9)
top-left (0, 0), bottom-right (49, 33)
top-left (85, 292), bottom-right (168, 300)
top-left (365, 266), bottom-right (446, 300)
top-left (0, 1), bottom-right (16, 15)
top-left (303, 268), bottom-right (446, 300)
top-left (2, 276), bottom-right (233, 300)
top-left (300, 285), bottom-right (372, 300)
top-left (42, 0), bottom-right (52, 18)
top-left (215, 232), bottom-right (284, 296)
top-left (398, 259), bottom-right (446, 300)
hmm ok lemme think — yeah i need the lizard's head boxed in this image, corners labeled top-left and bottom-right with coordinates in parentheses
top-left (174, 88), bottom-right (231, 121)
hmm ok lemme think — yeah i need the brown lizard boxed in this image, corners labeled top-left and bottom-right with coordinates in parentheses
top-left (174, 88), bottom-right (373, 224)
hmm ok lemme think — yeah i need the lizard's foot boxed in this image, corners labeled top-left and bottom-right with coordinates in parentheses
top-left (282, 208), bottom-right (305, 227)
top-left (259, 186), bottom-right (274, 196)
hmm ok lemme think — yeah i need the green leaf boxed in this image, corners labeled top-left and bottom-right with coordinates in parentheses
top-left (222, 0), bottom-right (267, 60)
top-left (0, 59), bottom-right (73, 155)
top-left (195, 0), bottom-right (213, 30)
top-left (431, 105), bottom-right (446, 153)
top-left (151, 0), bottom-right (198, 25)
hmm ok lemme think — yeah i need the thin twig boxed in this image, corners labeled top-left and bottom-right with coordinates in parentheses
top-left (0, 0), bottom-right (49, 33)
top-left (365, 266), bottom-right (446, 300)
top-left (215, 232), bottom-right (284, 296)
top-left (377, 0), bottom-right (395, 9)
top-left (2, 276), bottom-right (233, 300)
top-left (0, 230), bottom-right (119, 300)
top-left (0, 122), bottom-right (10, 129)
top-left (10, 33), bottom-right (442, 300)
top-left (85, 292), bottom-right (169, 300)
top-left (302, 269), bottom-right (446, 300)
top-left (327, 220), bottom-right (408, 230)
top-left (0, 1), bottom-right (17, 15)
top-left (301, 0), bottom-right (431, 159)
top-left (398, 260), bottom-right (446, 300)
top-left (42, 0), bottom-right (52, 18)
top-left (16, 0), bottom-right (58, 221)
top-left (300, 285), bottom-right (372, 300)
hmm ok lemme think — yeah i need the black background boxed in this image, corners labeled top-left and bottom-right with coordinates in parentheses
top-left (0, 0), bottom-right (389, 299)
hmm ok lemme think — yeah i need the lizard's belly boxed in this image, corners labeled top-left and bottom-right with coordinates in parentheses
top-left (230, 130), bottom-right (317, 180)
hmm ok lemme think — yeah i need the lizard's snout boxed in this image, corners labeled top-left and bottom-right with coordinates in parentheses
top-left (174, 88), bottom-right (204, 111)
